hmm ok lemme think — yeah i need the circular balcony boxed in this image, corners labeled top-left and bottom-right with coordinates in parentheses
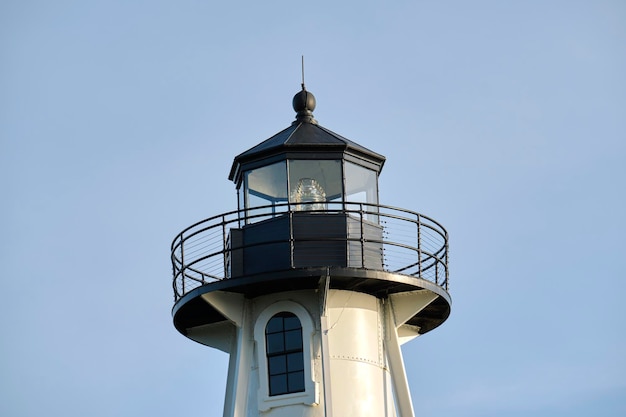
top-left (171, 202), bottom-right (448, 302)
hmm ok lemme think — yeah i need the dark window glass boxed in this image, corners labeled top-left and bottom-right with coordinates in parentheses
top-left (284, 329), bottom-right (302, 351)
top-left (266, 316), bottom-right (284, 333)
top-left (265, 312), bottom-right (305, 396)
top-left (284, 316), bottom-right (301, 331)
top-left (266, 333), bottom-right (285, 354)
top-left (287, 352), bottom-right (304, 372)
top-left (288, 371), bottom-right (305, 392)
top-left (268, 356), bottom-right (286, 375)
top-left (269, 375), bottom-right (288, 396)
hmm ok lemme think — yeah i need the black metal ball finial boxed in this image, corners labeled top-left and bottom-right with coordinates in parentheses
top-left (292, 88), bottom-right (316, 113)
top-left (292, 86), bottom-right (317, 124)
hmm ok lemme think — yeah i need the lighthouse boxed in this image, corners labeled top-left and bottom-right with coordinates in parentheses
top-left (170, 85), bottom-right (451, 417)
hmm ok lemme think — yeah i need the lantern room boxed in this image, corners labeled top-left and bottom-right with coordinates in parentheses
top-left (229, 87), bottom-right (385, 222)
top-left (225, 87), bottom-right (388, 276)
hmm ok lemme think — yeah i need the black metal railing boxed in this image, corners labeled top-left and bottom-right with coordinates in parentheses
top-left (171, 202), bottom-right (448, 302)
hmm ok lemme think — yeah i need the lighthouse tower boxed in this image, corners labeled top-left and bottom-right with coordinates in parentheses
top-left (171, 85), bottom-right (451, 417)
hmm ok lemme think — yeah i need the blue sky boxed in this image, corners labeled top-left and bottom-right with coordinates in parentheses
top-left (1, 1), bottom-right (625, 416)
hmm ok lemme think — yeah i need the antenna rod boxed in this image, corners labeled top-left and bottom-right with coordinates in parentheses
top-left (301, 55), bottom-right (305, 89)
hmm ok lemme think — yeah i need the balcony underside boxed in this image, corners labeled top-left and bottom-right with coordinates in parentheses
top-left (172, 266), bottom-right (451, 337)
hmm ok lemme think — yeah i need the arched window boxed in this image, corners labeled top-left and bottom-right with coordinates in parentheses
top-left (265, 312), bottom-right (305, 396)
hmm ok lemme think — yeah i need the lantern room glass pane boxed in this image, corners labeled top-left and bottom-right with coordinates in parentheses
top-left (344, 161), bottom-right (378, 205)
top-left (345, 161), bottom-right (378, 222)
top-left (244, 161), bottom-right (288, 223)
top-left (288, 160), bottom-right (342, 210)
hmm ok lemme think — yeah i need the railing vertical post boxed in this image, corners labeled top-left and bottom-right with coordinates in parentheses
top-left (445, 232), bottom-right (449, 290)
top-left (360, 203), bottom-right (365, 268)
top-left (180, 232), bottom-right (185, 297)
top-left (222, 214), bottom-right (228, 280)
top-left (417, 214), bottom-right (422, 279)
top-left (289, 206), bottom-right (295, 268)
top-left (172, 262), bottom-right (177, 302)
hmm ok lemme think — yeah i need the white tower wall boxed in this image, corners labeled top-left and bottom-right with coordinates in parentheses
top-left (187, 287), bottom-right (438, 417)
top-left (325, 290), bottom-right (395, 417)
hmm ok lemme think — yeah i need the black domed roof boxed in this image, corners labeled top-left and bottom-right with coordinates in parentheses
top-left (228, 88), bottom-right (385, 183)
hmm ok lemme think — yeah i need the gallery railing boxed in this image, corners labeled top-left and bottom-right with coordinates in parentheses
top-left (171, 202), bottom-right (448, 302)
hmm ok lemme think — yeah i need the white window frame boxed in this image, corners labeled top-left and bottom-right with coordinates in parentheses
top-left (254, 300), bottom-right (319, 411)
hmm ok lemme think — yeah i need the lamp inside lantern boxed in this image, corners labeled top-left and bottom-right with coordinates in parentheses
top-left (292, 178), bottom-right (327, 211)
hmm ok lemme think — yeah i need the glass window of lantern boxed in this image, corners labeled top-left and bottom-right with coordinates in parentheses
top-left (344, 161), bottom-right (378, 221)
top-left (245, 161), bottom-right (288, 223)
top-left (288, 160), bottom-right (342, 211)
